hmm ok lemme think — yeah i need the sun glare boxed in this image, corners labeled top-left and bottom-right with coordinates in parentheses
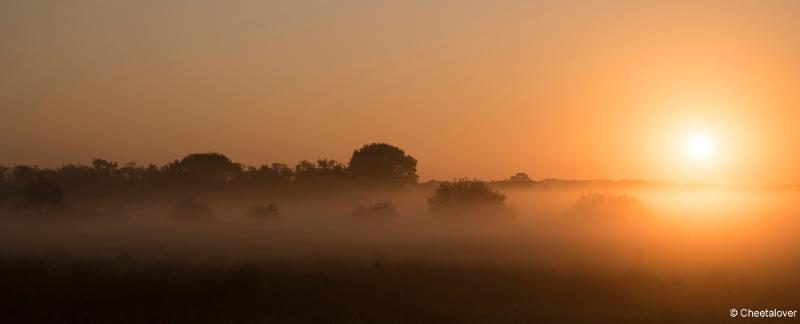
top-left (686, 134), bottom-right (713, 160)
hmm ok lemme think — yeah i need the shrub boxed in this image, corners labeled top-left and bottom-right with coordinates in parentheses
top-left (571, 193), bottom-right (649, 220)
top-left (427, 179), bottom-right (507, 214)
top-left (172, 198), bottom-right (216, 222)
top-left (247, 204), bottom-right (281, 219)
top-left (351, 201), bottom-right (397, 220)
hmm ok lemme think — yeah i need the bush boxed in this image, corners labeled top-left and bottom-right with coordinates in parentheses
top-left (247, 204), bottom-right (281, 219)
top-left (172, 198), bottom-right (216, 222)
top-left (351, 201), bottom-right (397, 220)
top-left (571, 193), bottom-right (649, 220)
top-left (427, 179), bottom-right (507, 214)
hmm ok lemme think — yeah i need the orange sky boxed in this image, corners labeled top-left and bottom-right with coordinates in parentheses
top-left (2, 0), bottom-right (799, 185)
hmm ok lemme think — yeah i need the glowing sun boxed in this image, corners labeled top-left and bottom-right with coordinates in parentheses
top-left (686, 134), bottom-right (714, 160)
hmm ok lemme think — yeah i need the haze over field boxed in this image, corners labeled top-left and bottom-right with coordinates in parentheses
top-left (0, 145), bottom-right (798, 322)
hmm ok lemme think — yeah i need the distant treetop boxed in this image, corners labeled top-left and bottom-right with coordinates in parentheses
top-left (164, 153), bottom-right (241, 186)
top-left (348, 143), bottom-right (418, 186)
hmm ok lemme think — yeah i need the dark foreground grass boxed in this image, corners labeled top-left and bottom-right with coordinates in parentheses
top-left (1, 257), bottom-right (797, 324)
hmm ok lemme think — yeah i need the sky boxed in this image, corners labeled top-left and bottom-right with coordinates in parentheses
top-left (2, 0), bottom-right (800, 185)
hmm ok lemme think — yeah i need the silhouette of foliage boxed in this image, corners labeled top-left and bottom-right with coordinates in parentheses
top-left (0, 165), bottom-right (8, 184)
top-left (242, 163), bottom-right (294, 189)
top-left (247, 204), bottom-right (281, 219)
top-left (571, 193), bottom-right (649, 220)
top-left (494, 172), bottom-right (534, 187)
top-left (19, 177), bottom-right (64, 211)
top-left (4, 143), bottom-right (679, 204)
top-left (0, 166), bottom-right (8, 202)
top-left (11, 166), bottom-right (40, 187)
top-left (427, 179), bottom-right (506, 213)
top-left (14, 177), bottom-right (66, 213)
top-left (92, 159), bottom-right (118, 175)
top-left (294, 159), bottom-right (347, 186)
top-left (351, 201), bottom-right (397, 220)
top-left (172, 198), bottom-right (216, 222)
top-left (0, 142), bottom-right (708, 206)
top-left (164, 153), bottom-right (242, 187)
top-left (509, 172), bottom-right (533, 184)
top-left (348, 143), bottom-right (418, 186)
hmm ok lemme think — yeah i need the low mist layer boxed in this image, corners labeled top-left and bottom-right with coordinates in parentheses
top-left (1, 185), bottom-right (799, 322)
top-left (1, 144), bottom-right (798, 322)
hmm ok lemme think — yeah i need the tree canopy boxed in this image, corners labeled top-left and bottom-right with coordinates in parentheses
top-left (348, 143), bottom-right (418, 186)
top-left (0, 143), bottom-right (422, 202)
top-left (163, 153), bottom-right (241, 187)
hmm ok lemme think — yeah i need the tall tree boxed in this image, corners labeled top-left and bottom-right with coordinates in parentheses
top-left (348, 143), bottom-right (418, 185)
top-left (164, 153), bottom-right (241, 187)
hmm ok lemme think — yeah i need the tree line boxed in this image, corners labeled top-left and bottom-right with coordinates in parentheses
top-left (0, 143), bottom-right (419, 202)
top-left (0, 140), bottom-right (684, 210)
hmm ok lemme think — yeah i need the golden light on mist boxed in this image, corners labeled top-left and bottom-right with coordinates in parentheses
top-left (672, 122), bottom-right (724, 182)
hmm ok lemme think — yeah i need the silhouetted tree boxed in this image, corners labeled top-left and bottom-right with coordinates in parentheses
top-left (294, 159), bottom-right (347, 186)
top-left (348, 143), bottom-right (418, 185)
top-left (315, 159), bottom-right (346, 177)
top-left (509, 172), bottom-right (532, 184)
top-left (53, 164), bottom-right (92, 196)
top-left (427, 179), bottom-right (506, 213)
top-left (117, 162), bottom-right (141, 180)
top-left (11, 165), bottom-right (40, 186)
top-left (269, 163), bottom-right (294, 183)
top-left (494, 172), bottom-right (535, 187)
top-left (92, 159), bottom-right (118, 175)
top-left (243, 163), bottom-right (294, 189)
top-left (0, 165), bottom-right (8, 184)
top-left (0, 166), bottom-right (8, 202)
top-left (141, 164), bottom-right (161, 184)
top-left (164, 153), bottom-right (242, 187)
top-left (2, 146), bottom-right (422, 199)
top-left (294, 160), bottom-right (317, 184)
